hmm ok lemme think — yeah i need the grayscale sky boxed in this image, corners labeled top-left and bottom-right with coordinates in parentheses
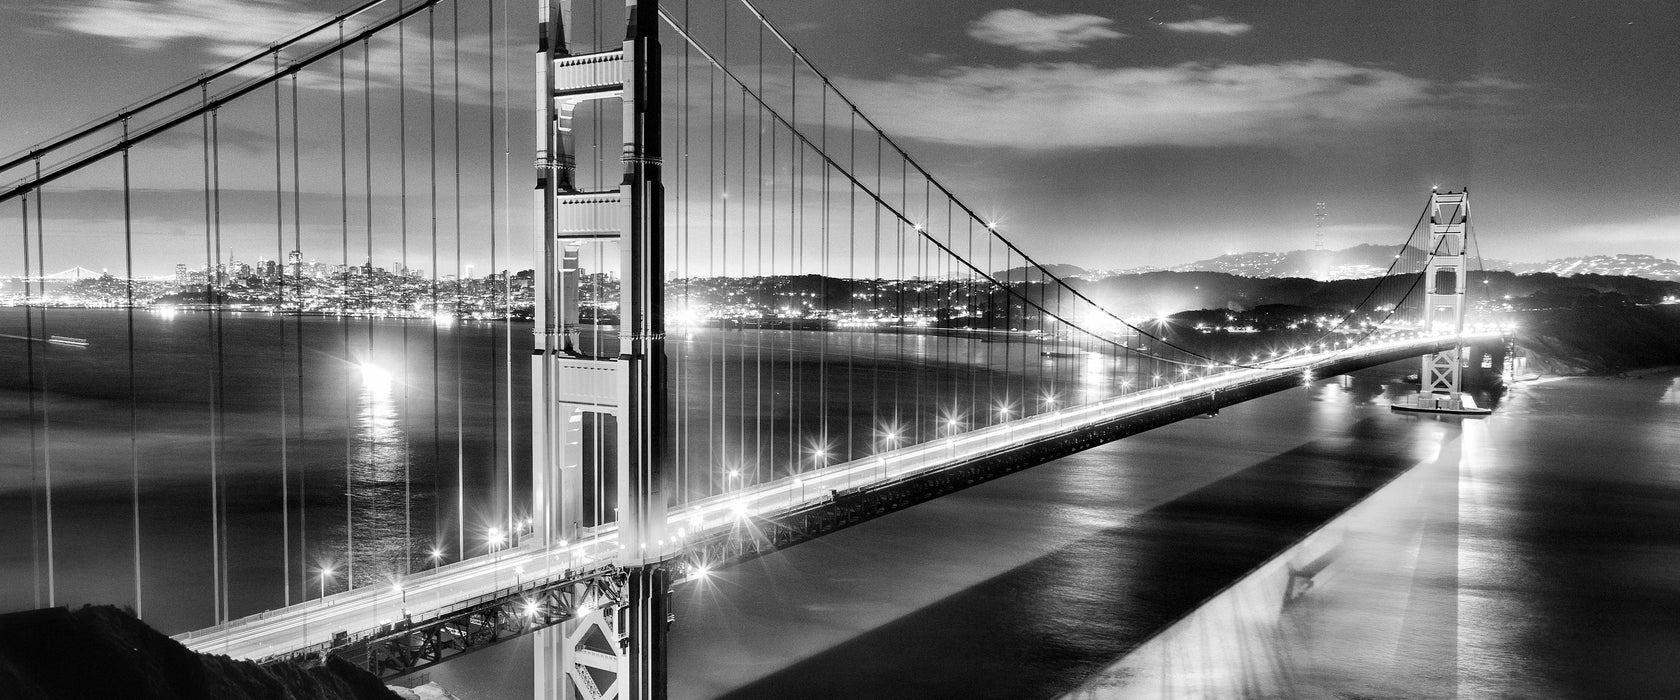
top-left (2, 0), bottom-right (1676, 271)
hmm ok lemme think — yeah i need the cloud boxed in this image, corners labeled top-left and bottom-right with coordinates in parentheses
top-left (1160, 16), bottom-right (1253, 36)
top-left (842, 59), bottom-right (1515, 150)
top-left (967, 9), bottom-right (1126, 54)
top-left (47, 0), bottom-right (317, 52)
top-left (44, 0), bottom-right (501, 104)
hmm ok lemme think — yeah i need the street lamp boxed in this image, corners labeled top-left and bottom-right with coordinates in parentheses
top-left (319, 566), bottom-right (335, 599)
top-left (488, 527), bottom-right (507, 589)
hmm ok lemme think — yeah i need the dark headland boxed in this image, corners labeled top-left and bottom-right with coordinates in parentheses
top-left (0, 606), bottom-right (403, 700)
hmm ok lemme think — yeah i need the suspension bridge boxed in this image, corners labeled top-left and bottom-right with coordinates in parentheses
top-left (1, 0), bottom-right (1503, 697)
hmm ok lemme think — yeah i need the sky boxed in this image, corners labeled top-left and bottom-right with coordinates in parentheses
top-left (2, 0), bottom-right (1678, 275)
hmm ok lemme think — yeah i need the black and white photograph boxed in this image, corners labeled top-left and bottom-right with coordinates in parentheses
top-left (2, 1), bottom-right (1678, 698)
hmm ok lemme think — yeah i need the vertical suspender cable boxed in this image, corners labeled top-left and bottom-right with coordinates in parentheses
top-left (40, 170), bottom-right (55, 609)
top-left (201, 95), bottom-right (218, 622)
top-left (338, 21), bottom-right (352, 595)
top-left (213, 108), bottom-right (230, 620)
top-left (678, 0), bottom-right (689, 499)
top-left (706, 56), bottom-right (716, 495)
top-left (452, 0), bottom-right (465, 560)
top-left (788, 60), bottom-right (798, 480)
top-left (755, 22), bottom-right (765, 483)
top-left (738, 35), bottom-right (748, 477)
top-left (360, 35), bottom-right (375, 590)
top-left (738, 37), bottom-right (748, 481)
top-left (872, 131), bottom-right (881, 462)
top-left (41, 175), bottom-right (56, 609)
top-left (31, 159), bottom-right (56, 608)
top-left (896, 158), bottom-right (905, 444)
top-left (721, 8), bottom-right (731, 489)
top-left (290, 73), bottom-right (308, 598)
top-left (429, 4), bottom-right (442, 554)
top-left (818, 81), bottom-right (828, 481)
top-left (486, 0), bottom-right (503, 535)
top-left (272, 56), bottom-right (291, 607)
top-left (21, 193), bottom-right (42, 610)
top-left (500, 0), bottom-right (515, 539)
top-left (399, 2), bottom-right (413, 575)
top-left (970, 219), bottom-right (981, 420)
top-left (123, 118), bottom-right (143, 617)
top-left (846, 110), bottom-right (855, 461)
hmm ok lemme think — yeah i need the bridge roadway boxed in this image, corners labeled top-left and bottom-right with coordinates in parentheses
top-left (174, 332), bottom-right (1493, 662)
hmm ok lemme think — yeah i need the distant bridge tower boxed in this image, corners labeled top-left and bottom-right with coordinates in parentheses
top-left (532, 0), bottom-right (672, 698)
top-left (1395, 188), bottom-right (1490, 415)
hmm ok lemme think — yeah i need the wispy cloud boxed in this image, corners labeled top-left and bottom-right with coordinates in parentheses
top-left (47, 0), bottom-right (317, 52)
top-left (967, 9), bottom-right (1126, 54)
top-left (43, 0), bottom-right (499, 104)
top-left (1160, 16), bottom-right (1253, 37)
top-left (843, 60), bottom-right (1518, 150)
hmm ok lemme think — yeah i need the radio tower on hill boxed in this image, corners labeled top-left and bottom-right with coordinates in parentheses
top-left (1314, 202), bottom-right (1327, 249)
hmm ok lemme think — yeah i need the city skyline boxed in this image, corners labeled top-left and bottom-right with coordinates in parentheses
top-left (1, 1), bottom-right (1677, 275)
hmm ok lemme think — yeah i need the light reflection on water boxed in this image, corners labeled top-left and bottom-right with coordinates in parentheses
top-left (335, 363), bottom-right (422, 591)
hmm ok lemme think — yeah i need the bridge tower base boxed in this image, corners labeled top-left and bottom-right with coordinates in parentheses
top-left (1393, 189), bottom-right (1491, 417)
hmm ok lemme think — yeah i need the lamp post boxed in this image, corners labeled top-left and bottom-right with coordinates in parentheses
top-left (319, 566), bottom-right (334, 600)
top-left (489, 527), bottom-right (506, 589)
top-left (392, 583), bottom-right (408, 619)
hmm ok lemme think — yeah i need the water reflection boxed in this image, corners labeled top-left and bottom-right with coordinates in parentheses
top-left (1063, 423), bottom-right (1461, 698)
top-left (333, 360), bottom-right (420, 591)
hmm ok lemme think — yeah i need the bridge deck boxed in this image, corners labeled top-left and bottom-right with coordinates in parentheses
top-left (174, 334), bottom-right (1490, 662)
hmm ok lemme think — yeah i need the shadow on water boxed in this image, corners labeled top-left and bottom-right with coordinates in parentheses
top-left (720, 417), bottom-right (1450, 700)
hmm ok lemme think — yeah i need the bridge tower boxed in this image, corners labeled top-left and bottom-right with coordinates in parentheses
top-left (533, 0), bottom-right (671, 698)
top-left (1395, 188), bottom-right (1490, 415)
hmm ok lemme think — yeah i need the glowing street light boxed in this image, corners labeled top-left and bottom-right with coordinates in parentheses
top-left (319, 566), bottom-right (335, 599)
